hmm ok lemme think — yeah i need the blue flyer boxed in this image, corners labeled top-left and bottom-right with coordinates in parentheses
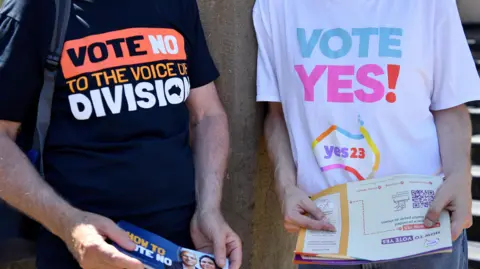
top-left (114, 221), bottom-right (229, 269)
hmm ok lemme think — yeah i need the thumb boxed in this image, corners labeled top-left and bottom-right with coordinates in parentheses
top-left (450, 210), bottom-right (464, 241)
top-left (213, 234), bottom-right (227, 268)
top-left (302, 199), bottom-right (326, 221)
top-left (102, 221), bottom-right (136, 251)
top-left (424, 188), bottom-right (450, 228)
top-left (301, 199), bottom-right (336, 232)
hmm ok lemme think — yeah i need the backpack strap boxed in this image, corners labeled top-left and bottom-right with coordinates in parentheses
top-left (33, 0), bottom-right (71, 176)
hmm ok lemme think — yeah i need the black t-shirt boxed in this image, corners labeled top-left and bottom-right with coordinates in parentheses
top-left (0, 0), bottom-right (218, 265)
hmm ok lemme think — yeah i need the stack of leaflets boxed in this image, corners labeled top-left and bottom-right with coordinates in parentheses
top-left (114, 221), bottom-right (229, 269)
top-left (294, 174), bottom-right (453, 265)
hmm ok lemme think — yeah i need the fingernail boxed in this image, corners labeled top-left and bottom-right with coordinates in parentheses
top-left (424, 219), bottom-right (434, 227)
top-left (327, 224), bottom-right (336, 232)
top-left (127, 240), bottom-right (136, 250)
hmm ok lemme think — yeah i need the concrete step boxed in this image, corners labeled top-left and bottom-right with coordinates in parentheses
top-left (473, 200), bottom-right (480, 217)
top-left (473, 135), bottom-right (480, 145)
top-left (470, 107), bottom-right (480, 114)
top-left (473, 168), bottom-right (480, 198)
top-left (469, 241), bottom-right (480, 262)
top-left (472, 138), bottom-right (480, 165)
top-left (472, 116), bottom-right (480, 136)
top-left (473, 51), bottom-right (480, 69)
top-left (473, 165), bottom-right (480, 178)
top-left (468, 36), bottom-right (480, 51)
top-left (473, 149), bottom-right (480, 166)
top-left (467, 216), bottom-right (480, 262)
top-left (472, 166), bottom-right (480, 199)
top-left (464, 23), bottom-right (480, 267)
top-left (465, 25), bottom-right (480, 51)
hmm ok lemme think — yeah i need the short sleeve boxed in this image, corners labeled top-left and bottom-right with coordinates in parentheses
top-left (185, 0), bottom-right (219, 89)
top-left (253, 1), bottom-right (280, 102)
top-left (430, 0), bottom-right (480, 111)
top-left (0, 0), bottom-right (53, 122)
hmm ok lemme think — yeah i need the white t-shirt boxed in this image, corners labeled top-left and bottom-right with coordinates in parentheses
top-left (253, 0), bottom-right (480, 195)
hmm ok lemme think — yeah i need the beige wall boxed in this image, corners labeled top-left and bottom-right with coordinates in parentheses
top-left (0, 0), bottom-right (477, 268)
top-left (197, 0), bottom-right (262, 268)
top-left (197, 1), bottom-right (480, 269)
top-left (196, 1), bottom-right (298, 268)
top-left (458, 0), bottom-right (480, 23)
top-left (252, 140), bottom-right (298, 269)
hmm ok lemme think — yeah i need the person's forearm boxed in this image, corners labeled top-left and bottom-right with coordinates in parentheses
top-left (0, 133), bottom-right (78, 239)
top-left (264, 110), bottom-right (297, 200)
top-left (433, 105), bottom-right (472, 182)
top-left (191, 112), bottom-right (229, 212)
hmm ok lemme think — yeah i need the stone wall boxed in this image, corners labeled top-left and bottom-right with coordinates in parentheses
top-left (196, 1), bottom-right (480, 269)
top-left (458, 0), bottom-right (480, 23)
top-left (0, 1), bottom-right (478, 268)
top-left (196, 1), bottom-right (298, 268)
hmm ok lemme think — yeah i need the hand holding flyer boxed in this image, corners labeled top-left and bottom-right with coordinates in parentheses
top-left (113, 221), bottom-right (229, 269)
top-left (294, 174), bottom-right (452, 265)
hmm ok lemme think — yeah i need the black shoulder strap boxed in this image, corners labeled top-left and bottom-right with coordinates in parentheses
top-left (33, 0), bottom-right (71, 176)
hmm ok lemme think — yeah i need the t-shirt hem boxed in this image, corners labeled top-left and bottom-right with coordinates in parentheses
top-left (256, 95), bottom-right (281, 102)
top-left (190, 72), bottom-right (220, 90)
top-left (0, 109), bottom-right (26, 123)
top-left (430, 94), bottom-right (480, 111)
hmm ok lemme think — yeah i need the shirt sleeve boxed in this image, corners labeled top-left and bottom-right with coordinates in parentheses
top-left (0, 0), bottom-right (53, 122)
top-left (185, 0), bottom-right (219, 89)
top-left (430, 0), bottom-right (480, 111)
top-left (253, 1), bottom-right (281, 102)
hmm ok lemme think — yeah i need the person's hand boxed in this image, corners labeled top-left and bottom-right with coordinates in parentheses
top-left (190, 209), bottom-right (242, 269)
top-left (59, 210), bottom-right (144, 269)
top-left (280, 185), bottom-right (336, 233)
top-left (424, 175), bottom-right (473, 241)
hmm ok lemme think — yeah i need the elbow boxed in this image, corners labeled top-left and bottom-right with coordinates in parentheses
top-left (264, 111), bottom-right (278, 131)
top-left (215, 109), bottom-right (228, 125)
top-left (191, 105), bottom-right (228, 127)
top-left (0, 120), bottom-right (21, 141)
top-left (432, 104), bottom-right (470, 122)
top-left (432, 104), bottom-right (468, 115)
top-left (207, 109), bottom-right (228, 129)
top-left (264, 103), bottom-right (285, 134)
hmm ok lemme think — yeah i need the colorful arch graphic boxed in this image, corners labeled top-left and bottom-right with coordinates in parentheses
top-left (312, 117), bottom-right (380, 180)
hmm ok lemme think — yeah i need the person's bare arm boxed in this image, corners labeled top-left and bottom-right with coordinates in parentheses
top-left (265, 103), bottom-right (335, 232)
top-left (187, 82), bottom-right (229, 213)
top-left (433, 105), bottom-right (472, 184)
top-left (0, 120), bottom-right (142, 269)
top-left (186, 82), bottom-right (242, 269)
top-left (425, 104), bottom-right (473, 240)
top-left (0, 120), bottom-right (78, 238)
top-left (265, 103), bottom-right (297, 200)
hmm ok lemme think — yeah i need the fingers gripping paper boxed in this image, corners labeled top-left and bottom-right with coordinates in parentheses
top-left (294, 175), bottom-right (452, 265)
top-left (114, 221), bottom-right (229, 269)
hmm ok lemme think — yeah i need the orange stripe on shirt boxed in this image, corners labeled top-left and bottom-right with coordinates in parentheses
top-left (61, 28), bottom-right (186, 79)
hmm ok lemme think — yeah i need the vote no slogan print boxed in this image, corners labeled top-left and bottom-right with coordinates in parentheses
top-left (61, 28), bottom-right (191, 120)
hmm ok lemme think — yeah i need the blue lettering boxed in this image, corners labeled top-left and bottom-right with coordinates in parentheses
top-left (352, 28), bottom-right (379, 58)
top-left (319, 28), bottom-right (352, 59)
top-left (379, 27), bottom-right (403, 58)
top-left (297, 28), bottom-right (323, 58)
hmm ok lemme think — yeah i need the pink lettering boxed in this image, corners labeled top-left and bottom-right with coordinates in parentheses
top-left (294, 65), bottom-right (327, 102)
top-left (327, 65), bottom-right (354, 103)
top-left (294, 64), bottom-right (395, 104)
top-left (355, 64), bottom-right (385, 103)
